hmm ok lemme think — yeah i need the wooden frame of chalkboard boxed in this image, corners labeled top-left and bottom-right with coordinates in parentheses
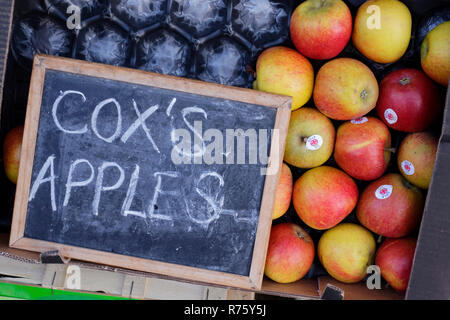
top-left (9, 54), bottom-right (291, 290)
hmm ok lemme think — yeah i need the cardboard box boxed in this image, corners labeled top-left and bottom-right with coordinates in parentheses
top-left (0, 0), bottom-right (448, 300)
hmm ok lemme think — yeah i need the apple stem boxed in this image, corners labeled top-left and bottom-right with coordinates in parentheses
top-left (384, 147), bottom-right (396, 153)
top-left (296, 231), bottom-right (305, 240)
top-left (314, 0), bottom-right (328, 8)
top-left (399, 77), bottom-right (411, 85)
top-left (360, 89), bottom-right (368, 100)
top-left (377, 235), bottom-right (384, 244)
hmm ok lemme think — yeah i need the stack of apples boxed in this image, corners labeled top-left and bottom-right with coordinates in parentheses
top-left (2, 0), bottom-right (449, 296)
top-left (260, 0), bottom-right (449, 294)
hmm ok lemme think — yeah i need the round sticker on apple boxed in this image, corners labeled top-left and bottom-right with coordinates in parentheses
top-left (401, 160), bottom-right (415, 176)
top-left (306, 135), bottom-right (323, 151)
top-left (384, 108), bottom-right (398, 125)
top-left (351, 117), bottom-right (368, 124)
top-left (375, 185), bottom-right (393, 200)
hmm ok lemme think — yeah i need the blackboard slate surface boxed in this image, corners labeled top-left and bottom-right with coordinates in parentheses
top-left (11, 55), bottom-right (291, 289)
top-left (25, 69), bottom-right (276, 276)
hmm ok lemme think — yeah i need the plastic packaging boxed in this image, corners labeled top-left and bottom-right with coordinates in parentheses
top-left (75, 20), bottom-right (131, 66)
top-left (11, 13), bottom-right (74, 69)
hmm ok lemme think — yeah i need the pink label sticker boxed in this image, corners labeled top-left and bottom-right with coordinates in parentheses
top-left (306, 135), bottom-right (323, 151)
top-left (375, 185), bottom-right (393, 200)
top-left (351, 117), bottom-right (369, 124)
top-left (384, 108), bottom-right (398, 124)
top-left (401, 160), bottom-right (415, 176)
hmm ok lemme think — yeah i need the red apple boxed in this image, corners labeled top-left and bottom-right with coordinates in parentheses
top-left (313, 58), bottom-right (379, 120)
top-left (334, 116), bottom-right (392, 181)
top-left (397, 132), bottom-right (439, 189)
top-left (290, 0), bottom-right (352, 60)
top-left (3, 125), bottom-right (24, 184)
top-left (293, 166), bottom-right (359, 230)
top-left (376, 237), bottom-right (417, 293)
top-left (272, 163), bottom-right (293, 220)
top-left (356, 173), bottom-right (425, 238)
top-left (376, 68), bottom-right (442, 132)
top-left (264, 223), bottom-right (315, 283)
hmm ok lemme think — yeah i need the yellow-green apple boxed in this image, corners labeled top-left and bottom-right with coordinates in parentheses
top-left (376, 68), bottom-right (442, 132)
top-left (375, 237), bottom-right (417, 293)
top-left (3, 125), bottom-right (24, 184)
top-left (292, 166), bottom-right (359, 230)
top-left (264, 223), bottom-right (315, 283)
top-left (397, 132), bottom-right (438, 189)
top-left (352, 0), bottom-right (412, 64)
top-left (334, 116), bottom-right (392, 181)
top-left (318, 223), bottom-right (376, 283)
top-left (421, 21), bottom-right (450, 86)
top-left (290, 0), bottom-right (352, 60)
top-left (272, 163), bottom-right (293, 220)
top-left (256, 46), bottom-right (314, 110)
top-left (284, 107), bottom-right (336, 169)
top-left (313, 58), bottom-right (379, 120)
top-left (356, 173), bottom-right (425, 238)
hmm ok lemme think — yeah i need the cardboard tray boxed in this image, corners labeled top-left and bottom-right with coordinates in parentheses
top-left (0, 0), bottom-right (448, 300)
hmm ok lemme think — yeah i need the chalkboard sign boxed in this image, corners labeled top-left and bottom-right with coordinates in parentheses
top-left (10, 55), bottom-right (291, 290)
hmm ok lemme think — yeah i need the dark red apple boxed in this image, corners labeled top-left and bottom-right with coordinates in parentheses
top-left (356, 173), bottom-right (425, 238)
top-left (376, 68), bottom-right (442, 132)
top-left (376, 237), bottom-right (417, 293)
